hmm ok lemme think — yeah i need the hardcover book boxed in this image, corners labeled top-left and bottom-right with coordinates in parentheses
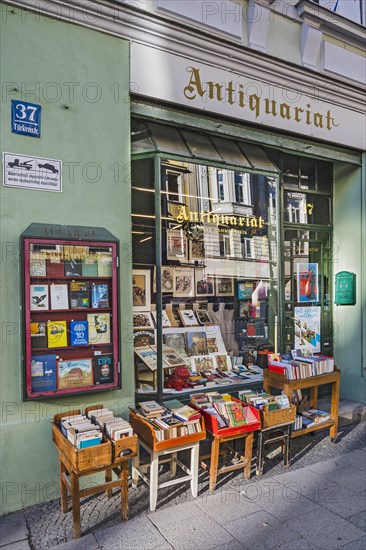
top-left (30, 284), bottom-right (49, 311)
top-left (162, 347), bottom-right (187, 368)
top-left (133, 330), bottom-right (155, 348)
top-left (64, 258), bottom-right (82, 277)
top-left (46, 259), bottom-right (64, 277)
top-left (30, 255), bottom-right (46, 277)
top-left (97, 252), bottom-right (112, 277)
top-left (93, 354), bottom-right (114, 384)
top-left (91, 283), bottom-right (109, 309)
top-left (87, 313), bottom-right (110, 344)
top-left (70, 320), bottom-right (89, 346)
top-left (58, 358), bottom-right (93, 389)
top-left (70, 281), bottom-right (90, 309)
top-left (30, 322), bottom-right (47, 349)
top-left (82, 257), bottom-right (98, 277)
top-left (50, 284), bottom-right (69, 310)
top-left (47, 320), bottom-right (68, 347)
top-left (162, 332), bottom-right (187, 356)
top-left (31, 354), bottom-right (57, 392)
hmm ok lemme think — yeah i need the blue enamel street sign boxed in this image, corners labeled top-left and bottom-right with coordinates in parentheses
top-left (11, 100), bottom-right (41, 138)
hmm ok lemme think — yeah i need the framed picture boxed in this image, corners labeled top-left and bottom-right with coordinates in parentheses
top-left (179, 309), bottom-right (199, 327)
top-left (189, 239), bottom-right (205, 261)
top-left (133, 312), bottom-right (154, 330)
top-left (214, 354), bottom-right (232, 372)
top-left (166, 229), bottom-right (187, 261)
top-left (57, 358), bottom-right (93, 389)
top-left (162, 332), bottom-right (187, 356)
top-left (153, 266), bottom-right (175, 293)
top-left (151, 310), bottom-right (172, 328)
top-left (134, 347), bottom-right (158, 371)
top-left (216, 277), bottom-right (234, 296)
top-left (195, 309), bottom-right (213, 326)
top-left (173, 268), bottom-right (195, 298)
top-left (185, 331), bottom-right (208, 356)
top-left (294, 306), bottom-right (321, 352)
top-left (162, 347), bottom-right (187, 368)
top-left (296, 263), bottom-right (319, 303)
top-left (133, 330), bottom-right (155, 348)
top-left (195, 269), bottom-right (214, 297)
top-left (206, 336), bottom-right (219, 354)
top-left (190, 354), bottom-right (215, 373)
top-left (132, 269), bottom-right (151, 311)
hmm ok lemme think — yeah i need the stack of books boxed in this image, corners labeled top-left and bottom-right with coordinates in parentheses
top-left (268, 354), bottom-right (334, 380)
top-left (301, 409), bottom-right (331, 428)
top-left (60, 414), bottom-right (103, 449)
top-left (239, 390), bottom-right (291, 412)
top-left (86, 408), bottom-right (133, 441)
top-left (190, 392), bottom-right (257, 428)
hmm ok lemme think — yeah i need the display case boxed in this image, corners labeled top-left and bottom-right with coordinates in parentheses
top-left (21, 223), bottom-right (120, 399)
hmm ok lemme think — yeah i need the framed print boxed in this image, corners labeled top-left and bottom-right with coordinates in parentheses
top-left (195, 309), bottom-right (213, 326)
top-left (134, 347), bottom-right (158, 371)
top-left (185, 331), bottom-right (208, 356)
top-left (189, 239), bottom-right (205, 261)
top-left (206, 336), bottom-right (219, 354)
top-left (132, 269), bottom-right (151, 311)
top-left (173, 268), bottom-right (195, 297)
top-left (179, 309), bottom-right (199, 327)
top-left (133, 330), bottom-right (155, 348)
top-left (195, 269), bottom-right (214, 297)
top-left (216, 277), bottom-right (234, 296)
top-left (214, 354), bottom-right (232, 372)
top-left (296, 263), bottom-right (319, 302)
top-left (162, 347), bottom-right (187, 368)
top-left (153, 266), bottom-right (174, 293)
top-left (151, 310), bottom-right (172, 328)
top-left (166, 229), bottom-right (187, 261)
top-left (163, 332), bottom-right (187, 356)
top-left (57, 358), bottom-right (93, 389)
top-left (190, 354), bottom-right (215, 373)
top-left (294, 306), bottom-right (321, 352)
top-left (133, 312), bottom-right (154, 330)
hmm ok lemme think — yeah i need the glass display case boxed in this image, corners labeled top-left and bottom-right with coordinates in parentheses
top-left (21, 223), bottom-right (120, 399)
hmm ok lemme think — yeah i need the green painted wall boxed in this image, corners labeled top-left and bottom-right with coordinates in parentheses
top-left (333, 161), bottom-right (366, 403)
top-left (0, 10), bottom-right (133, 514)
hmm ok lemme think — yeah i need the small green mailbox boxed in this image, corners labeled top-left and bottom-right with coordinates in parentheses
top-left (335, 271), bottom-right (356, 305)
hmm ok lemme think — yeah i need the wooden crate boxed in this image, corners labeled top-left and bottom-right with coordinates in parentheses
top-left (260, 404), bottom-right (297, 428)
top-left (192, 398), bottom-right (261, 437)
top-left (52, 409), bottom-right (112, 473)
top-left (129, 409), bottom-right (206, 451)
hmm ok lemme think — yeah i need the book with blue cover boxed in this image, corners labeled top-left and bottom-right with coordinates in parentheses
top-left (31, 354), bottom-right (57, 392)
top-left (91, 283), bottom-right (109, 309)
top-left (70, 320), bottom-right (89, 346)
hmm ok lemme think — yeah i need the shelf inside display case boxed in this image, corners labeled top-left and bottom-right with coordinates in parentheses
top-left (21, 224), bottom-right (120, 400)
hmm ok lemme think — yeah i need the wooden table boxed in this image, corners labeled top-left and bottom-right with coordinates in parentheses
top-left (52, 408), bottom-right (137, 539)
top-left (263, 368), bottom-right (341, 441)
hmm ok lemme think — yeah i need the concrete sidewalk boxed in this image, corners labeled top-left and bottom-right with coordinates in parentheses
top-left (1, 413), bottom-right (365, 550)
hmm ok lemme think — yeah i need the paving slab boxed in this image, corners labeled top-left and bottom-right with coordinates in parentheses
top-left (49, 533), bottom-right (100, 550)
top-left (0, 541), bottom-right (30, 550)
top-left (284, 507), bottom-right (365, 550)
top-left (195, 486), bottom-right (262, 524)
top-left (210, 541), bottom-right (245, 550)
top-left (148, 500), bottom-right (235, 550)
top-left (308, 459), bottom-right (366, 493)
top-left (337, 536), bottom-right (366, 550)
top-left (335, 450), bottom-right (366, 471)
top-left (95, 515), bottom-right (172, 550)
top-left (0, 513), bottom-right (28, 547)
top-left (346, 507), bottom-right (366, 532)
top-left (223, 509), bottom-right (301, 549)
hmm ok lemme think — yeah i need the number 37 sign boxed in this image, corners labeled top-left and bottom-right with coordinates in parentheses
top-left (11, 100), bottom-right (41, 138)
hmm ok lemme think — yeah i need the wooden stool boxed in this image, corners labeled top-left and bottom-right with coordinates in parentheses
top-left (256, 422), bottom-right (293, 476)
top-left (132, 438), bottom-right (200, 512)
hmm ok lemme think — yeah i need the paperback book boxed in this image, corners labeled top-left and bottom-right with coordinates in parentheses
top-left (91, 283), bottom-right (109, 309)
top-left (47, 320), bottom-right (68, 347)
top-left (70, 281), bottom-right (90, 309)
top-left (87, 313), bottom-right (111, 344)
top-left (30, 284), bottom-right (49, 311)
top-left (58, 358), bottom-right (93, 389)
top-left (31, 354), bottom-right (57, 392)
top-left (70, 320), bottom-right (88, 346)
top-left (93, 354), bottom-right (114, 384)
top-left (30, 321), bottom-right (47, 349)
top-left (50, 284), bottom-right (69, 310)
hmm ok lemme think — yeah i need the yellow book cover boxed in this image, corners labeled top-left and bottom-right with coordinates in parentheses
top-left (47, 320), bottom-right (68, 347)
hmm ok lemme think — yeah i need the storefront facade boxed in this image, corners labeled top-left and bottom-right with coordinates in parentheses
top-left (1, 0), bottom-right (365, 515)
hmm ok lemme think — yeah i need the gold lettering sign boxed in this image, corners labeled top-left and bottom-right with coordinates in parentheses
top-left (173, 205), bottom-right (265, 229)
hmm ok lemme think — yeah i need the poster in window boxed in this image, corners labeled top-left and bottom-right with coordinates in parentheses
top-left (296, 263), bottom-right (319, 302)
top-left (294, 306), bottom-right (321, 352)
top-left (166, 229), bottom-right (187, 261)
top-left (132, 269), bottom-right (151, 311)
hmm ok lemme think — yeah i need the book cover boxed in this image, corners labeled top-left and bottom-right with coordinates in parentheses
top-left (46, 259), bottom-right (64, 277)
top-left (82, 257), bottom-right (98, 277)
top-left (70, 320), bottom-right (88, 346)
top-left (97, 252), bottom-right (112, 277)
top-left (30, 255), bottom-right (46, 277)
top-left (91, 283), bottom-right (109, 309)
top-left (58, 358), bottom-right (93, 389)
top-left (30, 322), bottom-right (47, 349)
top-left (294, 306), bottom-right (321, 352)
top-left (162, 347), bottom-right (187, 368)
top-left (47, 320), bottom-right (68, 347)
top-left (30, 284), bottom-right (49, 311)
top-left (238, 282), bottom-right (253, 299)
top-left (297, 263), bottom-right (319, 303)
top-left (185, 331), bottom-right (208, 356)
top-left (70, 281), bottom-right (90, 309)
top-left (93, 354), bottom-right (114, 384)
top-left (135, 347), bottom-right (158, 371)
top-left (163, 332), bottom-right (187, 356)
top-left (64, 258), bottom-right (82, 277)
top-left (87, 313), bottom-right (110, 344)
top-left (50, 284), bottom-right (69, 310)
top-left (133, 330), bottom-right (155, 348)
top-left (31, 354), bottom-right (57, 392)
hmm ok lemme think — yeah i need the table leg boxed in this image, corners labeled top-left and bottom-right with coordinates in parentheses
top-left (284, 426), bottom-right (291, 467)
top-left (310, 386), bottom-right (318, 409)
top-left (190, 443), bottom-right (199, 498)
top-left (330, 377), bottom-right (340, 441)
top-left (244, 432), bottom-right (253, 480)
top-left (149, 452), bottom-right (159, 512)
top-left (256, 432), bottom-right (264, 476)
top-left (132, 446), bottom-right (139, 487)
top-left (105, 468), bottom-right (113, 498)
top-left (70, 472), bottom-right (81, 539)
top-left (170, 451), bottom-right (177, 477)
top-left (120, 461), bottom-right (129, 522)
top-left (59, 459), bottom-right (68, 513)
top-left (209, 438), bottom-right (220, 493)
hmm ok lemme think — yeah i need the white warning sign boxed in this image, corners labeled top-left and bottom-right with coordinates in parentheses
top-left (3, 152), bottom-right (62, 192)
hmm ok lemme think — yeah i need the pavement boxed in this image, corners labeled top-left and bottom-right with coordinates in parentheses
top-left (1, 400), bottom-right (366, 550)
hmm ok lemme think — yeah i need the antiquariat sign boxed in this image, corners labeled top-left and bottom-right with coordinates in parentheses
top-left (173, 204), bottom-right (265, 229)
top-left (131, 43), bottom-right (365, 150)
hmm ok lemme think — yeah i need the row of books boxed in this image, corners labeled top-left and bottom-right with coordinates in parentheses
top-left (30, 282), bottom-right (109, 311)
top-left (86, 408), bottom-right (133, 441)
top-left (293, 410), bottom-right (331, 430)
top-left (31, 314), bottom-right (111, 348)
top-left (268, 355), bottom-right (334, 380)
top-left (190, 392), bottom-right (258, 428)
top-left (239, 389), bottom-right (291, 411)
top-left (31, 354), bottom-right (114, 392)
top-left (60, 414), bottom-right (103, 449)
top-left (30, 250), bottom-right (112, 278)
top-left (134, 400), bottom-right (203, 442)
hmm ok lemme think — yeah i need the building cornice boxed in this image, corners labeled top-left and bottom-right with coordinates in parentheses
top-left (3, 0), bottom-right (365, 114)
